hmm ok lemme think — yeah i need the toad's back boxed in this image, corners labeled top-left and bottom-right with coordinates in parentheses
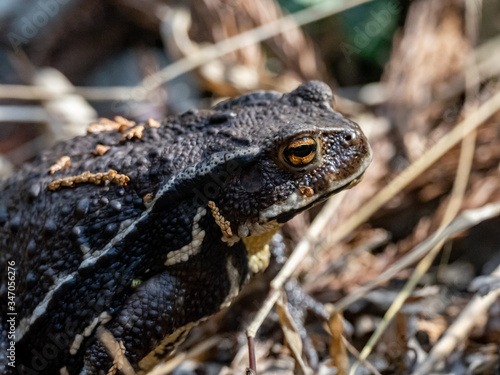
top-left (0, 81), bottom-right (371, 374)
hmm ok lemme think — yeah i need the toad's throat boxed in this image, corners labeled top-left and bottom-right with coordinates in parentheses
top-left (239, 174), bottom-right (364, 273)
top-left (242, 221), bottom-right (281, 273)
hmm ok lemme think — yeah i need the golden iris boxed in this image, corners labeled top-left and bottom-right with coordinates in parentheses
top-left (284, 137), bottom-right (317, 166)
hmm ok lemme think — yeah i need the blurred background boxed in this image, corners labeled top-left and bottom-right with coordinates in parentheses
top-left (0, 0), bottom-right (410, 169)
top-left (1, 0), bottom-right (500, 374)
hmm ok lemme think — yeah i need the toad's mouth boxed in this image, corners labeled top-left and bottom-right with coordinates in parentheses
top-left (267, 172), bottom-right (365, 224)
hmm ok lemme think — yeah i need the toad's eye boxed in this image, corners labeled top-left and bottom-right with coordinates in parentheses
top-left (283, 137), bottom-right (317, 167)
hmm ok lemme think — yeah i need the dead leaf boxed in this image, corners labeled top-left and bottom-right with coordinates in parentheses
top-left (276, 293), bottom-right (313, 375)
top-left (327, 311), bottom-right (349, 375)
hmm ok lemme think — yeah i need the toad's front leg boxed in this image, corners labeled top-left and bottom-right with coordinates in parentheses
top-left (80, 239), bottom-right (249, 375)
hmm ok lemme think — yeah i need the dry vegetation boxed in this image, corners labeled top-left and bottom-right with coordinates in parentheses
top-left (1, 0), bottom-right (499, 374)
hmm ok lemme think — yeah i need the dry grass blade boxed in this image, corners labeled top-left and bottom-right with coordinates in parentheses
top-left (333, 201), bottom-right (500, 315)
top-left (410, 5), bottom-right (498, 373)
top-left (350, 128), bottom-right (477, 374)
top-left (347, 201), bottom-right (500, 375)
top-left (276, 293), bottom-right (313, 375)
top-left (350, 6), bottom-right (483, 370)
top-left (247, 196), bottom-right (342, 337)
top-left (328, 312), bottom-right (348, 375)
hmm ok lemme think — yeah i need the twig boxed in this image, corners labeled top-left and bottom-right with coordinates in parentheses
top-left (247, 336), bottom-right (257, 373)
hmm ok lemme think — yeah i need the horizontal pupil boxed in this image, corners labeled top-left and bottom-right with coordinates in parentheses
top-left (290, 144), bottom-right (315, 158)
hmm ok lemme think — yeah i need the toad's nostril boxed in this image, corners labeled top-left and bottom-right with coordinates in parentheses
top-left (343, 131), bottom-right (361, 146)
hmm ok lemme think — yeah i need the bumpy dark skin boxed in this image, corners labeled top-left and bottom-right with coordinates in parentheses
top-left (0, 81), bottom-right (371, 374)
